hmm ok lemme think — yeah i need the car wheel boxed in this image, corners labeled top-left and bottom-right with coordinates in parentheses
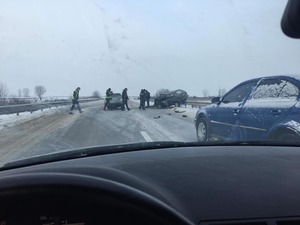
top-left (197, 118), bottom-right (208, 142)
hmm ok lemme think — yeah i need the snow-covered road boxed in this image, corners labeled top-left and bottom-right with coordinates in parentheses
top-left (0, 100), bottom-right (198, 166)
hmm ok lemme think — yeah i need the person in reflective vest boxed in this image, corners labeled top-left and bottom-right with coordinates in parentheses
top-left (104, 88), bottom-right (113, 111)
top-left (70, 87), bottom-right (83, 113)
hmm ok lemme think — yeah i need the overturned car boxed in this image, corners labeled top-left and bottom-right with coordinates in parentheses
top-left (154, 89), bottom-right (188, 108)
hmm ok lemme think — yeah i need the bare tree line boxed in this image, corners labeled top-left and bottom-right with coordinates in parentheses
top-left (34, 85), bottom-right (47, 100)
top-left (2, 80), bottom-right (226, 100)
top-left (0, 82), bottom-right (9, 97)
top-left (0, 82), bottom-right (47, 100)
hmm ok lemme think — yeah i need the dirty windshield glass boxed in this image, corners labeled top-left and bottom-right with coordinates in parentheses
top-left (0, 0), bottom-right (300, 166)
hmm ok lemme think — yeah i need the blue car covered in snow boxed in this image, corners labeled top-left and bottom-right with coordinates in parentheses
top-left (195, 75), bottom-right (300, 143)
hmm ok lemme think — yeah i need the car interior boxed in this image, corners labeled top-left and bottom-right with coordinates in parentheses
top-left (0, 1), bottom-right (300, 225)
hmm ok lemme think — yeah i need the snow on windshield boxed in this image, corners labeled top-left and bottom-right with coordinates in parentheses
top-left (251, 80), bottom-right (299, 100)
top-left (280, 82), bottom-right (299, 98)
top-left (245, 97), bottom-right (296, 108)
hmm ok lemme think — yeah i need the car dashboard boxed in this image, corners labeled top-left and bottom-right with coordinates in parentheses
top-left (0, 145), bottom-right (300, 225)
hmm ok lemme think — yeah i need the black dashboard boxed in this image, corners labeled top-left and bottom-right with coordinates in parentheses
top-left (1, 145), bottom-right (300, 225)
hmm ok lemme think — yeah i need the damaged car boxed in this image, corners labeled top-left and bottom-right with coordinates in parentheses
top-left (154, 89), bottom-right (188, 108)
top-left (109, 93), bottom-right (123, 110)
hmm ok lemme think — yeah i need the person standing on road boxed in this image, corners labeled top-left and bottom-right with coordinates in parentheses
top-left (121, 88), bottom-right (131, 111)
top-left (69, 87), bottom-right (83, 114)
top-left (139, 89), bottom-right (146, 110)
top-left (104, 88), bottom-right (113, 111)
top-left (145, 90), bottom-right (150, 108)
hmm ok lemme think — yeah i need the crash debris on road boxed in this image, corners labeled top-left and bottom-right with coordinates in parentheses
top-left (174, 108), bottom-right (186, 113)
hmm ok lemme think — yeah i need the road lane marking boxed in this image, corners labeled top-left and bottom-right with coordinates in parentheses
top-left (134, 111), bottom-right (184, 142)
top-left (140, 131), bottom-right (153, 142)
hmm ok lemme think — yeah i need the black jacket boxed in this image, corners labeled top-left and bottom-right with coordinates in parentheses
top-left (72, 89), bottom-right (80, 101)
top-left (145, 91), bottom-right (150, 100)
top-left (122, 90), bottom-right (129, 101)
top-left (140, 90), bottom-right (146, 101)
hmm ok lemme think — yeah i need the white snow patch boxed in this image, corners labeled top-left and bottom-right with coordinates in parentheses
top-left (285, 120), bottom-right (300, 132)
top-left (0, 106), bottom-right (68, 131)
top-left (174, 105), bottom-right (199, 113)
top-left (245, 98), bottom-right (297, 108)
top-left (295, 101), bottom-right (300, 108)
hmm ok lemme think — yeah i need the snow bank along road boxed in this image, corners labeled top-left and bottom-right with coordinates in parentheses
top-left (0, 100), bottom-right (198, 166)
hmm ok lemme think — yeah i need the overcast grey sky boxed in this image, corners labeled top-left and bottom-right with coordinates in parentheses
top-left (0, 0), bottom-right (299, 97)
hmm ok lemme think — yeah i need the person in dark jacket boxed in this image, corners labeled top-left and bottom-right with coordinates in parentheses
top-left (104, 88), bottom-right (113, 111)
top-left (139, 89), bottom-right (146, 110)
top-left (69, 87), bottom-right (83, 114)
top-left (121, 88), bottom-right (131, 111)
top-left (145, 90), bottom-right (150, 108)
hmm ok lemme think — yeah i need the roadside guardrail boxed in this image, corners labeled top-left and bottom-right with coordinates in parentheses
top-left (185, 100), bottom-right (211, 108)
top-left (0, 99), bottom-right (99, 115)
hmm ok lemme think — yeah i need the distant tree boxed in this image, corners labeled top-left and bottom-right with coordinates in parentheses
top-left (0, 82), bottom-right (9, 97)
top-left (22, 88), bottom-right (30, 97)
top-left (18, 89), bottom-right (22, 97)
top-left (155, 88), bottom-right (170, 97)
top-left (218, 87), bottom-right (227, 97)
top-left (35, 85), bottom-right (47, 100)
top-left (202, 89), bottom-right (209, 97)
top-left (92, 91), bottom-right (101, 98)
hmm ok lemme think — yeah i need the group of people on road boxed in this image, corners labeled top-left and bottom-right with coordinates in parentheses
top-left (139, 89), bottom-right (150, 110)
top-left (69, 87), bottom-right (151, 113)
top-left (103, 88), bottom-right (151, 111)
top-left (103, 88), bottom-right (131, 111)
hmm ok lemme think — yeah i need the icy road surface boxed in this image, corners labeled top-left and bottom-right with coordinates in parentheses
top-left (0, 100), bottom-right (198, 166)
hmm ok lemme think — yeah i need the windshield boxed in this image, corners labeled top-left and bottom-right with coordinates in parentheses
top-left (0, 0), bottom-right (299, 166)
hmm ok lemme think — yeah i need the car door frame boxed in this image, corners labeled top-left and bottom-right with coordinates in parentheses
top-left (208, 79), bottom-right (260, 141)
top-left (238, 77), bottom-right (300, 140)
